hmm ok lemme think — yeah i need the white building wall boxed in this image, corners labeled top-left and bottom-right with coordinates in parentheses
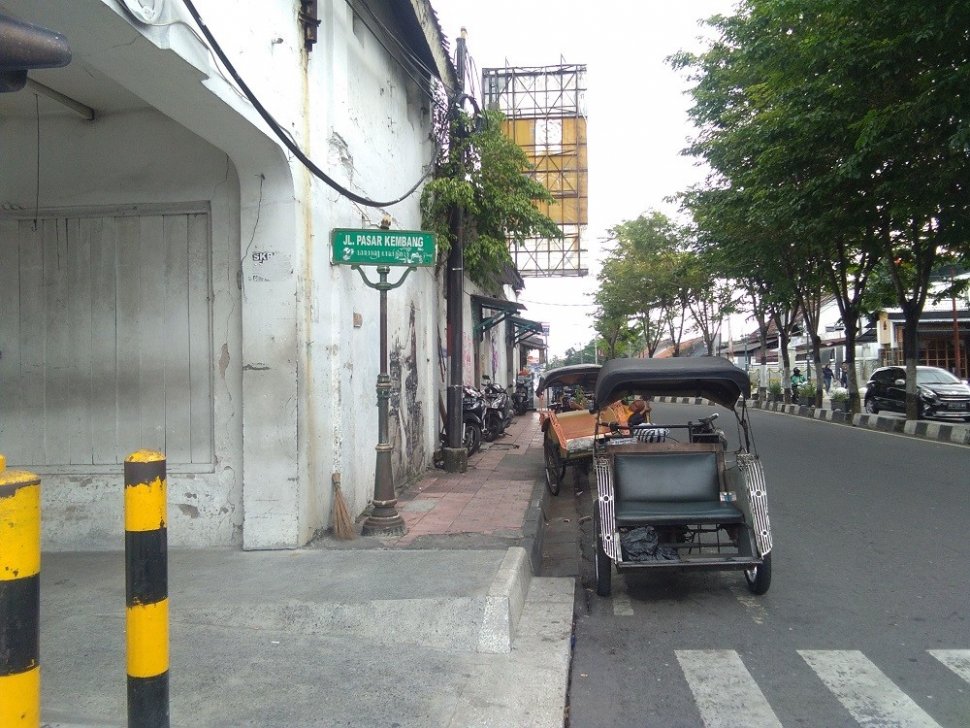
top-left (301, 0), bottom-right (442, 528)
top-left (0, 109), bottom-right (243, 549)
top-left (0, 0), bottom-right (446, 549)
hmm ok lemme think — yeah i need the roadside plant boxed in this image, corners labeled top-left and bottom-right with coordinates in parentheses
top-left (829, 387), bottom-right (849, 403)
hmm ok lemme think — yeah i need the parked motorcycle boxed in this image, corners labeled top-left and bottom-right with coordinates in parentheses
top-left (438, 386), bottom-right (485, 456)
top-left (480, 377), bottom-right (513, 442)
top-left (512, 380), bottom-right (531, 416)
top-left (460, 386), bottom-right (486, 455)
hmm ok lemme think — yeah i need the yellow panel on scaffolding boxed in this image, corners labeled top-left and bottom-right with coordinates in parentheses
top-left (500, 117), bottom-right (588, 227)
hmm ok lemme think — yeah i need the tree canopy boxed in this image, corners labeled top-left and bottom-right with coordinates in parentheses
top-left (668, 0), bottom-right (970, 411)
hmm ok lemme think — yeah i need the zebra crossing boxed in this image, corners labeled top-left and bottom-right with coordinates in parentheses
top-left (675, 649), bottom-right (970, 727)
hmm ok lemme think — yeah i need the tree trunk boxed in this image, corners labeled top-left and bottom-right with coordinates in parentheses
top-left (810, 332), bottom-right (824, 408)
top-left (842, 313), bottom-right (860, 414)
top-left (779, 331), bottom-right (792, 404)
top-left (902, 316), bottom-right (921, 420)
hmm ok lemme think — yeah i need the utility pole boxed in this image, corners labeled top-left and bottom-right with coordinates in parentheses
top-left (442, 30), bottom-right (469, 473)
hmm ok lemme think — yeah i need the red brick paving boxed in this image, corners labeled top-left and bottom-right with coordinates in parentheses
top-left (391, 411), bottom-right (544, 546)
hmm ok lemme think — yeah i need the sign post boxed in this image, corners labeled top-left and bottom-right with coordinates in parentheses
top-left (331, 228), bottom-right (436, 537)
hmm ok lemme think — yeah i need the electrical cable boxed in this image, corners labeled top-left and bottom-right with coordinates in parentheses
top-left (349, 0), bottom-right (457, 103)
top-left (114, 1), bottom-right (246, 102)
top-left (518, 299), bottom-right (596, 308)
top-left (32, 93), bottom-right (40, 231)
top-left (178, 0), bottom-right (437, 208)
top-left (467, 54), bottom-right (484, 109)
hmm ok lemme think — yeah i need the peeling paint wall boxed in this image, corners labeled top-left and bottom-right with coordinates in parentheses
top-left (388, 303), bottom-right (427, 483)
top-left (296, 0), bottom-right (441, 532)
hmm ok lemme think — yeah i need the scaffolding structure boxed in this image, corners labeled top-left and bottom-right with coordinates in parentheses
top-left (482, 63), bottom-right (588, 277)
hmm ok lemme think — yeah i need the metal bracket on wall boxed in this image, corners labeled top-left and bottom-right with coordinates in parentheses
top-left (474, 311), bottom-right (510, 339)
top-left (299, 0), bottom-right (320, 52)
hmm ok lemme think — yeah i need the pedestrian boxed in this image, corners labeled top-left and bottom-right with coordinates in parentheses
top-left (840, 362), bottom-right (849, 388)
top-left (822, 363), bottom-right (833, 392)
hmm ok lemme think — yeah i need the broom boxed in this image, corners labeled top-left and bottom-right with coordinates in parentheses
top-left (331, 472), bottom-right (356, 540)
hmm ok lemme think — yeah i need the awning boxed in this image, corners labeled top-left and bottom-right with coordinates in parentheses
top-left (472, 294), bottom-right (527, 337)
top-left (519, 336), bottom-right (546, 350)
top-left (510, 316), bottom-right (544, 345)
top-left (470, 294), bottom-right (525, 313)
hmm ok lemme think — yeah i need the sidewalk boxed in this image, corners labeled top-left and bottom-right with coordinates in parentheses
top-left (40, 413), bottom-right (573, 728)
top-left (391, 412), bottom-right (547, 556)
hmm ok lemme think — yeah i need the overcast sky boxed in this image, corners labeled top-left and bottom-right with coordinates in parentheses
top-left (430, 0), bottom-right (737, 358)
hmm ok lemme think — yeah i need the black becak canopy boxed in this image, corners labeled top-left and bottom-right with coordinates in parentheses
top-left (594, 357), bottom-right (750, 409)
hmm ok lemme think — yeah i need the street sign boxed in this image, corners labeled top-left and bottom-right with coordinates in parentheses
top-left (331, 228), bottom-right (436, 267)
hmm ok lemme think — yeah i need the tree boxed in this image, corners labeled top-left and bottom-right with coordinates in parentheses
top-left (420, 109), bottom-right (562, 291)
top-left (677, 0), bottom-right (970, 416)
top-left (594, 305), bottom-right (640, 360)
top-left (561, 340), bottom-right (598, 366)
top-left (595, 212), bottom-right (689, 357)
top-left (680, 244), bottom-right (738, 356)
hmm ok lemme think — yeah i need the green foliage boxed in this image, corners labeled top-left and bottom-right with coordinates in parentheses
top-left (420, 109), bottom-right (561, 291)
top-left (594, 309), bottom-right (640, 360)
top-left (595, 211), bottom-right (689, 356)
top-left (676, 0), bottom-right (970, 368)
top-left (556, 340), bottom-right (598, 367)
top-left (594, 210), bottom-right (739, 357)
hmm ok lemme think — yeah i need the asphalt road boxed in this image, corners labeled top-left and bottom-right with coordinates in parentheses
top-left (544, 401), bottom-right (970, 728)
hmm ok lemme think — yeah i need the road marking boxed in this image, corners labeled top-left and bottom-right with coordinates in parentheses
top-left (929, 650), bottom-right (970, 684)
top-left (676, 650), bottom-right (782, 728)
top-left (612, 583), bottom-right (634, 616)
top-left (799, 650), bottom-right (941, 727)
top-left (729, 584), bottom-right (767, 624)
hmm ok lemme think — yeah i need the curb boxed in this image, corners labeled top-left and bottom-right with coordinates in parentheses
top-left (653, 396), bottom-right (969, 446)
top-left (522, 470), bottom-right (546, 575)
top-left (479, 546), bottom-right (532, 654)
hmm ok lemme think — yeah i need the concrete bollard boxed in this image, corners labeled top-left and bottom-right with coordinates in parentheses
top-left (124, 450), bottom-right (169, 728)
top-left (0, 453), bottom-right (41, 727)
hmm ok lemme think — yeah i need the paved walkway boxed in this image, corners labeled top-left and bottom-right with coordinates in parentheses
top-left (39, 411), bottom-right (574, 728)
top-left (389, 411), bottom-right (546, 550)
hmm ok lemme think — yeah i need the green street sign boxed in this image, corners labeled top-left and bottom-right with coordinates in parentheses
top-left (331, 228), bottom-right (436, 267)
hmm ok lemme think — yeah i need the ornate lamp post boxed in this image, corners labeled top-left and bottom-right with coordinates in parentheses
top-left (356, 265), bottom-right (411, 536)
top-left (330, 228), bottom-right (436, 538)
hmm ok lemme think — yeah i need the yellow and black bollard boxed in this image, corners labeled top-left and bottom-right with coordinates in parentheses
top-left (124, 450), bottom-right (169, 728)
top-left (0, 453), bottom-right (41, 727)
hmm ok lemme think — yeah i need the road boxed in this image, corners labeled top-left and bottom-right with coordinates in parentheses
top-left (541, 401), bottom-right (970, 728)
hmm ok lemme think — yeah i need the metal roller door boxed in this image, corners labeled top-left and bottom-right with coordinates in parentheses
top-left (0, 208), bottom-right (213, 468)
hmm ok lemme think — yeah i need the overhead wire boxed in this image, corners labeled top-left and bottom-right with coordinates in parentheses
top-left (348, 0), bottom-right (458, 104)
top-left (176, 0), bottom-right (440, 208)
top-left (113, 1), bottom-right (247, 102)
top-left (466, 53), bottom-right (484, 109)
top-left (518, 299), bottom-right (596, 308)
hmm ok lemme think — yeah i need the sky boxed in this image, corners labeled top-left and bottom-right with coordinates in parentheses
top-left (430, 0), bottom-right (737, 358)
